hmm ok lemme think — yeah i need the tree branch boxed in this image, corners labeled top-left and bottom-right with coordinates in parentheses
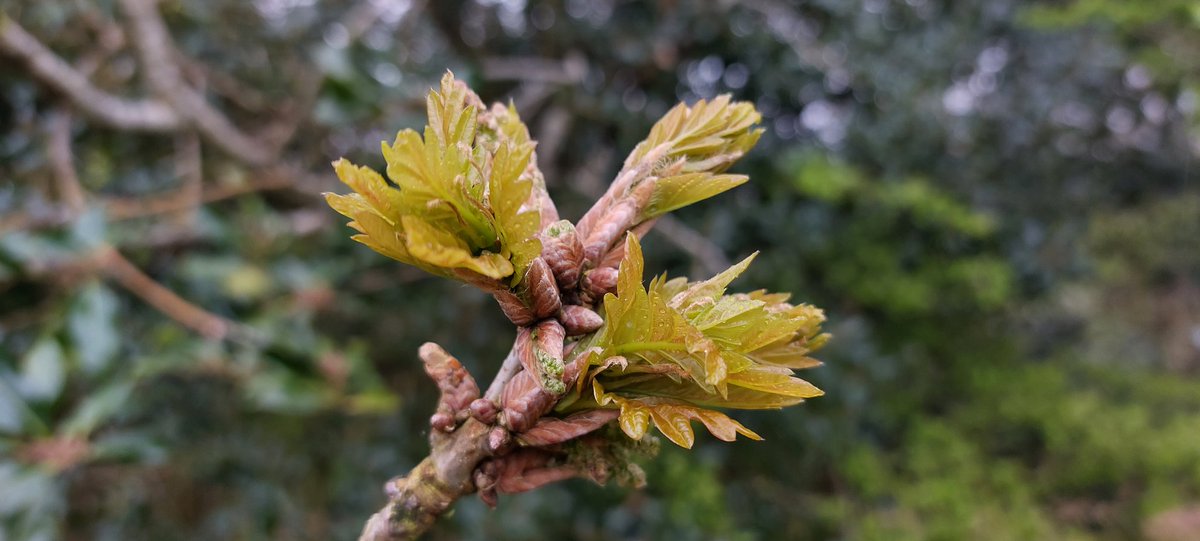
top-left (0, 15), bottom-right (181, 131)
top-left (358, 337), bottom-right (522, 541)
top-left (651, 215), bottom-right (731, 276)
top-left (359, 417), bottom-right (492, 541)
top-left (46, 110), bottom-right (87, 214)
top-left (96, 245), bottom-right (234, 341)
top-left (104, 171), bottom-right (294, 221)
top-left (484, 343), bottom-right (522, 403)
top-left (118, 0), bottom-right (278, 165)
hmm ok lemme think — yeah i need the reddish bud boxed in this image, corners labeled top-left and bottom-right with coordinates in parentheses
top-left (583, 199), bottom-right (638, 265)
top-left (470, 399), bottom-right (498, 424)
top-left (558, 305), bottom-right (604, 335)
top-left (487, 426), bottom-right (512, 454)
top-left (420, 342), bottom-right (480, 415)
top-left (540, 220), bottom-right (584, 290)
top-left (526, 257), bottom-right (562, 319)
top-left (518, 410), bottom-right (620, 446)
top-left (494, 450), bottom-right (577, 494)
top-left (515, 327), bottom-right (538, 382)
top-left (501, 370), bottom-right (555, 433)
top-left (534, 320), bottom-right (565, 361)
top-left (493, 290), bottom-right (535, 326)
top-left (430, 412), bottom-right (455, 432)
top-left (583, 267), bottom-right (619, 300)
top-left (504, 409), bottom-right (530, 433)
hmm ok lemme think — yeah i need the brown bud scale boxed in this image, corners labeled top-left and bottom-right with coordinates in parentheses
top-left (420, 342), bottom-right (480, 415)
top-left (430, 412), bottom-right (456, 433)
top-left (583, 199), bottom-right (638, 265)
top-left (487, 426), bottom-right (512, 454)
top-left (470, 398), bottom-right (499, 424)
top-left (501, 370), bottom-right (556, 433)
top-left (493, 290), bottom-right (535, 326)
top-left (558, 305), bottom-right (604, 336)
top-left (583, 267), bottom-right (619, 300)
top-left (526, 257), bottom-right (562, 319)
top-left (540, 220), bottom-right (584, 290)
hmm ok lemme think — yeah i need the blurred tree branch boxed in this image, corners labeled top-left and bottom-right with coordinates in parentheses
top-left (0, 14), bottom-right (182, 131)
top-left (95, 245), bottom-right (237, 341)
top-left (118, 0), bottom-right (280, 165)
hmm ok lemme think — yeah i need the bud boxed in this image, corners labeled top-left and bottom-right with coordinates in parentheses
top-left (501, 370), bottom-right (555, 433)
top-left (493, 290), bottom-right (535, 326)
top-left (598, 220), bottom-right (656, 269)
top-left (470, 398), bottom-right (499, 424)
top-left (515, 327), bottom-right (538, 381)
top-left (420, 342), bottom-right (480, 415)
top-left (526, 257), bottom-right (562, 319)
top-left (540, 220), bottom-right (584, 290)
top-left (582, 267), bottom-right (619, 300)
top-left (558, 305), bottom-right (604, 335)
top-left (534, 320), bottom-right (565, 361)
top-left (531, 321), bottom-right (566, 394)
top-left (487, 426), bottom-right (512, 454)
top-left (474, 462), bottom-right (499, 508)
top-left (430, 412), bottom-right (456, 432)
top-left (518, 410), bottom-right (620, 446)
top-left (582, 199), bottom-right (638, 265)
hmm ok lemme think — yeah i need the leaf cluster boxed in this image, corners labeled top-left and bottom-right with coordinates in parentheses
top-left (632, 96), bottom-right (765, 221)
top-left (563, 235), bottom-right (827, 448)
top-left (325, 73), bottom-right (542, 289)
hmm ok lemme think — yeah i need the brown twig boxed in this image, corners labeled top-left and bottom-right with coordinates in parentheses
top-left (360, 335), bottom-right (524, 541)
top-left (104, 171), bottom-right (294, 220)
top-left (651, 215), bottom-right (731, 276)
top-left (172, 131), bottom-right (203, 225)
top-left (96, 245), bottom-right (234, 341)
top-left (118, 0), bottom-right (278, 165)
top-left (484, 342), bottom-right (524, 403)
top-left (46, 110), bottom-right (87, 214)
top-left (0, 14), bottom-right (181, 131)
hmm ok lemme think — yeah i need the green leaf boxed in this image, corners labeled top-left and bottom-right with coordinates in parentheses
top-left (644, 173), bottom-right (748, 218)
top-left (60, 382), bottom-right (134, 436)
top-left (0, 377), bottom-right (35, 434)
top-left (611, 395), bottom-right (762, 448)
top-left (16, 338), bottom-right (66, 403)
top-left (67, 281), bottom-right (120, 375)
top-left (402, 216), bottom-right (513, 279)
top-left (621, 95), bottom-right (763, 221)
top-left (577, 234), bottom-right (827, 446)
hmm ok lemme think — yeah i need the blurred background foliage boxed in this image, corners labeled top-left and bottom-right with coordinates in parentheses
top-left (2, 0), bottom-right (1199, 540)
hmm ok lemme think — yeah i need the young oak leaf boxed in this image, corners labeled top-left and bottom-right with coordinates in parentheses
top-left (326, 72), bottom-right (543, 288)
top-left (630, 95), bottom-right (764, 221)
top-left (607, 394), bottom-right (762, 449)
top-left (567, 234), bottom-right (826, 447)
top-left (576, 95), bottom-right (763, 258)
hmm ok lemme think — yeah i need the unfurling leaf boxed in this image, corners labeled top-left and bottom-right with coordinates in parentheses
top-left (563, 234), bottom-right (826, 447)
top-left (325, 72), bottom-right (542, 289)
top-left (576, 95), bottom-right (762, 264)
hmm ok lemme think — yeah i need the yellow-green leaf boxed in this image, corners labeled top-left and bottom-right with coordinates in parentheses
top-left (402, 216), bottom-right (513, 279)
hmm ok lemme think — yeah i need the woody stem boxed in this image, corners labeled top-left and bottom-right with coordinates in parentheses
top-left (358, 339), bottom-right (521, 541)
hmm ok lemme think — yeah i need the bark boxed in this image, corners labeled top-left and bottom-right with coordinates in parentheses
top-left (358, 419), bottom-right (492, 541)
